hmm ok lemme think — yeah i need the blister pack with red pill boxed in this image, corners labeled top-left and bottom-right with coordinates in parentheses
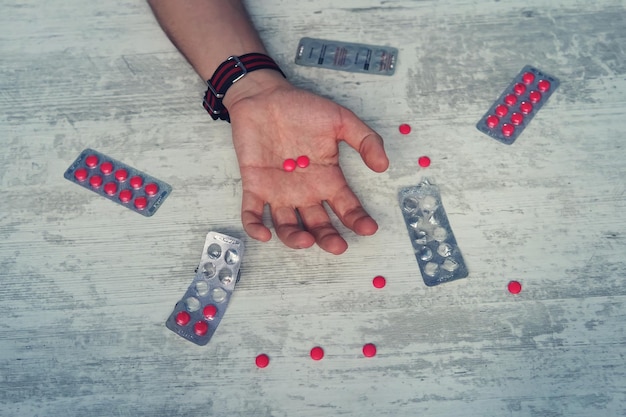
top-left (399, 179), bottom-right (468, 286)
top-left (64, 148), bottom-right (172, 217)
top-left (476, 65), bottom-right (560, 144)
top-left (166, 231), bottom-right (244, 346)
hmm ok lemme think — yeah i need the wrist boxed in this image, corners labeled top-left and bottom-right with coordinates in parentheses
top-left (222, 69), bottom-right (291, 110)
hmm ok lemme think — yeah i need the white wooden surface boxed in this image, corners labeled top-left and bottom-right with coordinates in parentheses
top-left (1, 0), bottom-right (626, 416)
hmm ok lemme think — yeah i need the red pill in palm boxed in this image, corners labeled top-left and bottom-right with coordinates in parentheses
top-left (296, 155), bottom-right (310, 168)
top-left (283, 158), bottom-right (296, 172)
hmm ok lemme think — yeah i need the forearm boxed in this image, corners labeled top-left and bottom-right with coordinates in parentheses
top-left (147, 0), bottom-right (268, 81)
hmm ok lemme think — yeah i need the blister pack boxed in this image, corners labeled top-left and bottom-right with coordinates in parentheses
top-left (476, 65), bottom-right (560, 144)
top-left (399, 180), bottom-right (468, 286)
top-left (295, 37), bottom-right (397, 76)
top-left (64, 148), bottom-right (172, 217)
top-left (165, 232), bottom-right (244, 346)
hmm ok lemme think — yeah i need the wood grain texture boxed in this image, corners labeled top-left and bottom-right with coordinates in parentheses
top-left (1, 0), bottom-right (625, 416)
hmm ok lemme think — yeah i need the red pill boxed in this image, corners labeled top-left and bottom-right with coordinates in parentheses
top-left (85, 154), bottom-right (99, 168)
top-left (510, 112), bottom-right (524, 126)
top-left (104, 182), bottom-right (117, 196)
top-left (372, 275), bottom-right (386, 288)
top-left (399, 123), bottom-right (411, 135)
top-left (130, 176), bottom-right (143, 189)
top-left (310, 346), bottom-right (324, 361)
top-left (89, 175), bottom-right (103, 188)
top-left (203, 304), bottom-right (217, 320)
top-left (193, 321), bottom-right (209, 336)
top-left (134, 196), bottom-right (147, 210)
top-left (495, 104), bottom-right (508, 117)
top-left (119, 189), bottom-right (132, 203)
top-left (362, 343), bottom-right (377, 358)
top-left (522, 72), bottom-right (535, 84)
top-left (513, 83), bottom-right (526, 95)
top-left (519, 101), bottom-right (533, 114)
top-left (508, 280), bottom-right (522, 294)
top-left (175, 311), bottom-right (191, 326)
top-left (144, 183), bottom-right (159, 196)
top-left (115, 169), bottom-right (128, 182)
top-left (255, 354), bottom-right (270, 368)
top-left (74, 168), bottom-right (88, 182)
top-left (537, 79), bottom-right (551, 92)
top-left (504, 94), bottom-right (518, 106)
top-left (486, 115), bottom-right (500, 128)
top-left (418, 156), bottom-right (431, 168)
top-left (296, 155), bottom-right (310, 168)
top-left (529, 91), bottom-right (542, 103)
top-left (100, 161), bottom-right (113, 175)
top-left (501, 123), bottom-right (515, 137)
top-left (283, 158), bottom-right (296, 172)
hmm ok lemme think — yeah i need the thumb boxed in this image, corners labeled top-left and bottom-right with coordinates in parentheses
top-left (338, 107), bottom-right (389, 173)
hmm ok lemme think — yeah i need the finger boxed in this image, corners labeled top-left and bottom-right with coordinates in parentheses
top-left (241, 190), bottom-right (272, 242)
top-left (271, 205), bottom-right (315, 250)
top-left (338, 107), bottom-right (390, 173)
top-left (298, 204), bottom-right (348, 255)
top-left (328, 184), bottom-right (379, 236)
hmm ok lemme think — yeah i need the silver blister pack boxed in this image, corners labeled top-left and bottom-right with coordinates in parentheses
top-left (295, 37), bottom-right (397, 75)
top-left (399, 180), bottom-right (468, 286)
top-left (166, 232), bottom-right (244, 345)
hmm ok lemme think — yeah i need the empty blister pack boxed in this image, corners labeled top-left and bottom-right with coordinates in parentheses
top-left (295, 37), bottom-right (397, 75)
top-left (399, 180), bottom-right (468, 286)
top-left (166, 232), bottom-right (245, 346)
top-left (64, 148), bottom-right (172, 216)
top-left (476, 65), bottom-right (560, 144)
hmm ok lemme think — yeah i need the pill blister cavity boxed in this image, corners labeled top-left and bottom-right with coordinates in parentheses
top-left (437, 243), bottom-right (453, 257)
top-left (202, 262), bottom-right (216, 278)
top-left (185, 296), bottom-right (201, 312)
top-left (442, 258), bottom-right (460, 272)
top-left (419, 246), bottom-right (433, 261)
top-left (225, 249), bottom-right (239, 265)
top-left (424, 262), bottom-right (439, 277)
top-left (211, 287), bottom-right (227, 303)
top-left (419, 195), bottom-right (438, 213)
top-left (195, 280), bottom-right (209, 296)
top-left (414, 229), bottom-right (430, 245)
top-left (207, 243), bottom-right (222, 259)
top-left (433, 227), bottom-right (448, 242)
top-left (402, 197), bottom-right (419, 213)
top-left (219, 268), bottom-right (234, 285)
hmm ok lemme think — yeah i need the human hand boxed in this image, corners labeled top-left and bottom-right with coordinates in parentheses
top-left (224, 71), bottom-right (389, 255)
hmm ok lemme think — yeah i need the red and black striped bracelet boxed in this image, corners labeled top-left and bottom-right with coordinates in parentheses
top-left (202, 53), bottom-right (286, 122)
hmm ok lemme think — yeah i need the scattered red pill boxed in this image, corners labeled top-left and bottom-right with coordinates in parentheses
top-left (175, 311), bottom-right (191, 326)
top-left (74, 168), bottom-right (88, 182)
top-left (104, 182), bottom-right (117, 196)
top-left (362, 343), bottom-right (377, 358)
top-left (85, 154), bottom-right (99, 168)
top-left (510, 112), bottom-right (524, 126)
top-left (486, 115), bottom-right (499, 128)
top-left (504, 94), bottom-right (518, 106)
top-left (119, 189), bottom-right (132, 203)
top-left (513, 83), bottom-right (526, 95)
top-left (130, 176), bottom-right (143, 189)
top-left (418, 156), bottom-right (431, 168)
top-left (144, 183), bottom-right (159, 196)
top-left (100, 161), bottom-right (113, 175)
top-left (255, 354), bottom-right (270, 368)
top-left (115, 169), bottom-right (128, 182)
top-left (519, 101), bottom-right (533, 114)
top-left (310, 346), bottom-right (324, 361)
top-left (296, 155), bottom-right (310, 168)
top-left (283, 158), bottom-right (296, 172)
top-left (89, 175), bottom-right (103, 188)
top-left (508, 280), bottom-right (522, 294)
top-left (495, 104), bottom-right (508, 117)
top-left (372, 275), bottom-right (386, 288)
top-left (537, 79), bottom-right (551, 92)
top-left (529, 91), bottom-right (542, 103)
top-left (501, 123), bottom-right (515, 137)
top-left (134, 196), bottom-right (147, 210)
top-left (193, 321), bottom-right (209, 336)
top-left (522, 72), bottom-right (535, 84)
top-left (203, 304), bottom-right (217, 320)
top-left (399, 123), bottom-right (411, 135)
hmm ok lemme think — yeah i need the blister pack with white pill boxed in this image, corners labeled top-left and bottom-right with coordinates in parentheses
top-left (476, 65), bottom-right (560, 144)
top-left (64, 148), bottom-right (172, 216)
top-left (295, 37), bottom-right (397, 76)
top-left (399, 180), bottom-right (468, 286)
top-left (166, 232), bottom-right (244, 346)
